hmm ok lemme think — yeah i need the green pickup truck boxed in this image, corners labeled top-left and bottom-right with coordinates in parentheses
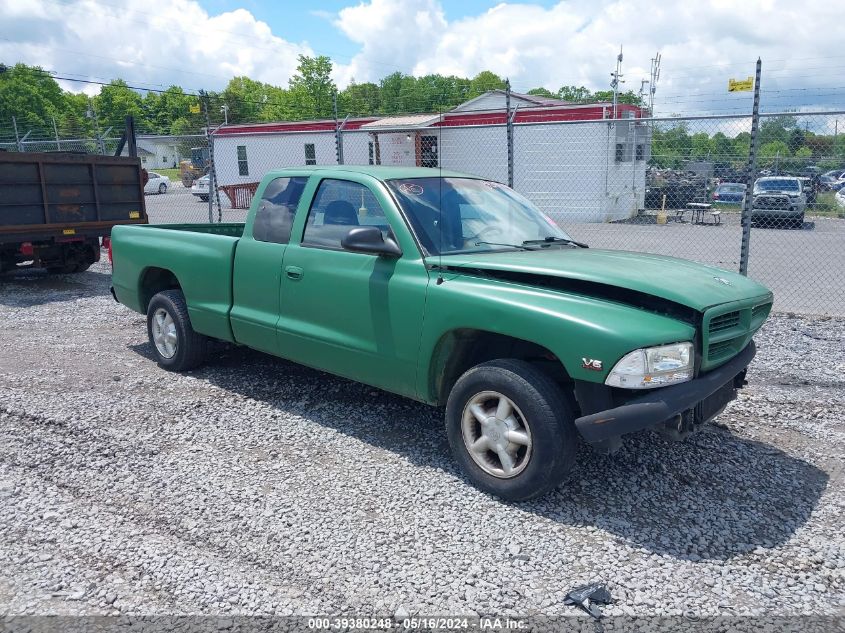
top-left (111, 166), bottom-right (773, 500)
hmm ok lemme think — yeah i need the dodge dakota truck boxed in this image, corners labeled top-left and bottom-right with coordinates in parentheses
top-left (111, 166), bottom-right (773, 501)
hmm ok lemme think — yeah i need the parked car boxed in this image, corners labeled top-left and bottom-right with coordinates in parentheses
top-left (819, 170), bottom-right (845, 191)
top-left (110, 166), bottom-right (773, 501)
top-left (711, 182), bottom-right (746, 205)
top-left (751, 176), bottom-right (807, 228)
top-left (144, 172), bottom-right (170, 195)
top-left (191, 175), bottom-right (210, 202)
top-left (835, 188), bottom-right (845, 209)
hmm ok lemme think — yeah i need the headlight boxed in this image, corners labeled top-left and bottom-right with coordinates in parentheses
top-left (605, 342), bottom-right (694, 389)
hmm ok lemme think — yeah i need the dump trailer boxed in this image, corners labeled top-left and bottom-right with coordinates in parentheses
top-left (0, 151), bottom-right (147, 274)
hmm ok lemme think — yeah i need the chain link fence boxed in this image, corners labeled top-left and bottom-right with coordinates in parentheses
top-left (2, 106), bottom-right (843, 315)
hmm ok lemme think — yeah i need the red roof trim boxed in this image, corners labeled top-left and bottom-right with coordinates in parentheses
top-left (212, 104), bottom-right (644, 135)
top-left (213, 118), bottom-right (379, 135)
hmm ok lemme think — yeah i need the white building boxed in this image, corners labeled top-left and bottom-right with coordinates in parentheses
top-left (211, 91), bottom-right (650, 223)
top-left (128, 135), bottom-right (188, 169)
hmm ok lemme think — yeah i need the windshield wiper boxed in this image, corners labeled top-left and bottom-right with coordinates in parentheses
top-left (522, 236), bottom-right (589, 248)
top-left (474, 241), bottom-right (533, 251)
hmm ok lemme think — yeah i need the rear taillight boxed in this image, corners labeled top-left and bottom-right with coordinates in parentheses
top-left (19, 242), bottom-right (34, 257)
top-left (104, 237), bottom-right (113, 265)
top-left (712, 192), bottom-right (719, 200)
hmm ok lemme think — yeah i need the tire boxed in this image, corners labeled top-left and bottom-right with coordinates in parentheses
top-left (445, 359), bottom-right (577, 501)
top-left (794, 213), bottom-right (805, 229)
top-left (199, 195), bottom-right (209, 202)
top-left (146, 289), bottom-right (208, 371)
top-left (158, 183), bottom-right (167, 194)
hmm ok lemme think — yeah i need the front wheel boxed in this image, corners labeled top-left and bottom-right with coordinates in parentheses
top-left (146, 290), bottom-right (208, 371)
top-left (445, 359), bottom-right (577, 501)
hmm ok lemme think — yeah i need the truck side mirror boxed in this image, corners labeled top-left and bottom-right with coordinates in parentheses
top-left (341, 226), bottom-right (402, 258)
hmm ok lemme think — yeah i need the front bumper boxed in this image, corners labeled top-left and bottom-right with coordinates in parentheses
top-left (574, 341), bottom-right (755, 443)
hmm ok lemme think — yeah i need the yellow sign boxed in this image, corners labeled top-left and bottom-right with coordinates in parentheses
top-left (189, 103), bottom-right (201, 114)
top-left (62, 228), bottom-right (76, 235)
top-left (728, 77), bottom-right (754, 92)
top-left (129, 211), bottom-right (140, 219)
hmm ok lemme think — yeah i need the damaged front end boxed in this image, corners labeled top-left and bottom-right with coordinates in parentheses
top-left (573, 341), bottom-right (755, 453)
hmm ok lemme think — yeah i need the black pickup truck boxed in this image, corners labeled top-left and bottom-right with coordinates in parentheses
top-left (0, 149), bottom-right (147, 274)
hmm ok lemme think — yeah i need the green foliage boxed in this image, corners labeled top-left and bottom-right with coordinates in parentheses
top-left (288, 55), bottom-right (336, 119)
top-left (526, 87), bottom-right (556, 98)
top-left (0, 63), bottom-right (66, 130)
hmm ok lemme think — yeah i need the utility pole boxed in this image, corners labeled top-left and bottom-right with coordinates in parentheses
top-left (610, 46), bottom-right (624, 120)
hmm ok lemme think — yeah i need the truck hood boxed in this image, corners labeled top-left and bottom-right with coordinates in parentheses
top-left (429, 248), bottom-right (772, 313)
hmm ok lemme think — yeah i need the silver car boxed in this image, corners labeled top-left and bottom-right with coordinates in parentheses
top-left (751, 177), bottom-right (806, 228)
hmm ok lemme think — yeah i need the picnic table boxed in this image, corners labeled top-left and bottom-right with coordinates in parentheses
top-left (677, 202), bottom-right (721, 225)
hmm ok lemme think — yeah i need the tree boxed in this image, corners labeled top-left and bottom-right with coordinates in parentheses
top-left (527, 87), bottom-right (555, 98)
top-left (557, 85), bottom-right (592, 102)
top-left (93, 79), bottom-right (145, 129)
top-left (467, 71), bottom-right (506, 97)
top-left (0, 63), bottom-right (66, 131)
top-left (288, 55), bottom-right (336, 119)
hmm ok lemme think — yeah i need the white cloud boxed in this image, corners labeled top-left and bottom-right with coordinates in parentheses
top-left (1, 0), bottom-right (840, 115)
top-left (331, 0), bottom-right (841, 114)
top-left (0, 0), bottom-right (313, 94)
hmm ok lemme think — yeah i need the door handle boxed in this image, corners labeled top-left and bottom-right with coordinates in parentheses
top-left (285, 265), bottom-right (304, 280)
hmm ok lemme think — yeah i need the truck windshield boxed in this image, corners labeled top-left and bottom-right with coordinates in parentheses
top-left (386, 177), bottom-right (572, 255)
top-left (754, 179), bottom-right (800, 193)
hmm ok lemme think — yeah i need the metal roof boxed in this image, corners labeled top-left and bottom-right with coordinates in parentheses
top-left (360, 114), bottom-right (442, 129)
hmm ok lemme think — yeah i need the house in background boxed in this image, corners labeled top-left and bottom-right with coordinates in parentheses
top-left (212, 90), bottom-right (651, 223)
top-left (123, 135), bottom-right (185, 169)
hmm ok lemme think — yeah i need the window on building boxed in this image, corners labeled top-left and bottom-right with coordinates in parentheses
top-left (302, 179), bottom-right (389, 250)
top-left (615, 143), bottom-right (624, 163)
top-left (304, 143), bottom-right (316, 165)
top-left (635, 144), bottom-right (645, 161)
top-left (420, 135), bottom-right (438, 168)
top-left (237, 145), bottom-right (249, 176)
top-left (368, 142), bottom-right (374, 165)
top-left (252, 176), bottom-right (308, 244)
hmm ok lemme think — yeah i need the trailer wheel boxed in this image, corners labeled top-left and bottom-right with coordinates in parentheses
top-left (146, 290), bottom-right (208, 371)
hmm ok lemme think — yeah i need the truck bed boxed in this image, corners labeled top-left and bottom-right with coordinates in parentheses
top-left (111, 223), bottom-right (246, 342)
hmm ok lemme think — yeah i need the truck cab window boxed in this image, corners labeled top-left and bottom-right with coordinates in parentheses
top-left (302, 179), bottom-right (389, 250)
top-left (252, 177), bottom-right (308, 244)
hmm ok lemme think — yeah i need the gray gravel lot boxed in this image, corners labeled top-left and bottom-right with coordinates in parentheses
top-left (1, 261), bottom-right (843, 619)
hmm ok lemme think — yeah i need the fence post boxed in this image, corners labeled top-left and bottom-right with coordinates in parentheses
top-left (201, 91), bottom-right (215, 223)
top-left (739, 58), bottom-right (762, 277)
top-left (52, 117), bottom-right (61, 151)
top-left (12, 116), bottom-right (21, 151)
top-left (333, 92), bottom-right (344, 165)
top-left (505, 79), bottom-right (514, 188)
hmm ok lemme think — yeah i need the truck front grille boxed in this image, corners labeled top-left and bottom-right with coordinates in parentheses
top-left (701, 300), bottom-right (772, 370)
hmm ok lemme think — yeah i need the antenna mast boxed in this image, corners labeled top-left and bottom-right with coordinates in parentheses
top-left (610, 46), bottom-right (624, 120)
top-left (648, 51), bottom-right (661, 115)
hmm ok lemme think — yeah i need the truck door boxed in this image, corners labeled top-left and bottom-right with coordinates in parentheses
top-left (277, 176), bottom-right (428, 398)
top-left (230, 176), bottom-right (308, 354)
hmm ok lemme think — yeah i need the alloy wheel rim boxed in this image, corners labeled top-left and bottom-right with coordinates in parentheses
top-left (151, 308), bottom-right (178, 359)
top-left (461, 390), bottom-right (532, 479)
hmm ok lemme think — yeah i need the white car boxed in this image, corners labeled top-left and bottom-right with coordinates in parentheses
top-left (144, 172), bottom-right (170, 194)
top-left (835, 188), bottom-right (845, 209)
top-left (191, 175), bottom-right (210, 202)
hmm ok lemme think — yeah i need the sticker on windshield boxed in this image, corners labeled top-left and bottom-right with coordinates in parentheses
top-left (399, 182), bottom-right (423, 195)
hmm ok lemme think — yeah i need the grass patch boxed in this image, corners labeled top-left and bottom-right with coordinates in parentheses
top-left (155, 168), bottom-right (181, 181)
top-left (808, 192), bottom-right (845, 218)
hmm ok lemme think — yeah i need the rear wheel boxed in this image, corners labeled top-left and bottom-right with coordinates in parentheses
top-left (146, 289), bottom-right (208, 371)
top-left (199, 195), bottom-right (209, 202)
top-left (158, 182), bottom-right (167, 194)
top-left (445, 359), bottom-right (577, 501)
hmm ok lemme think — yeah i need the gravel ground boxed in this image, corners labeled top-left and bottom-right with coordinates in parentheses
top-left (1, 260), bottom-right (843, 619)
